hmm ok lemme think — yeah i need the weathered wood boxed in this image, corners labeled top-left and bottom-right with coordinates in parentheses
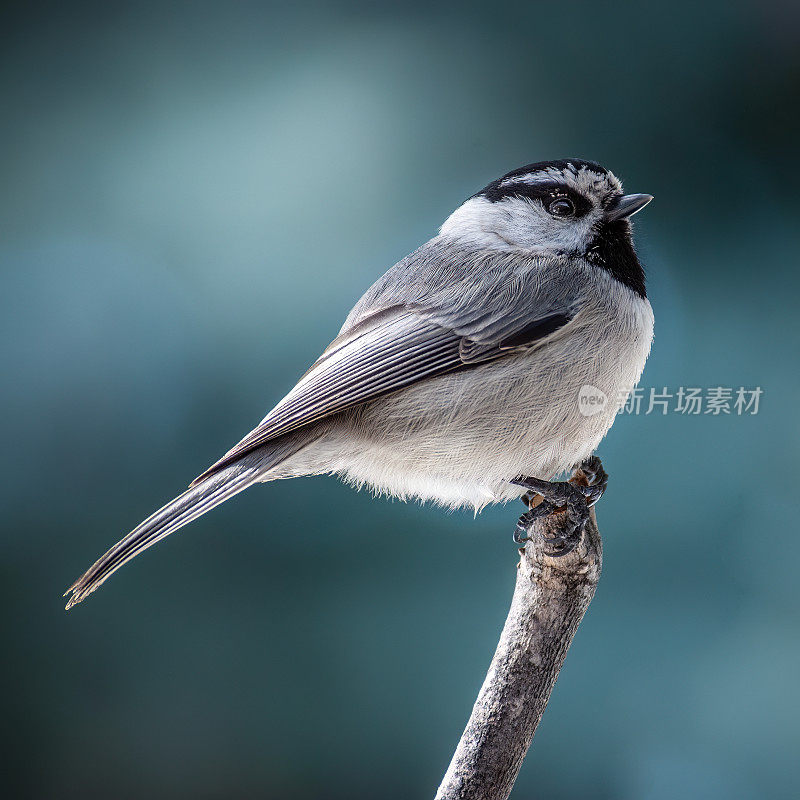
top-left (435, 500), bottom-right (602, 800)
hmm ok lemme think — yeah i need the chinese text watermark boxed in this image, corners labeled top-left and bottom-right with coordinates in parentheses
top-left (577, 386), bottom-right (763, 417)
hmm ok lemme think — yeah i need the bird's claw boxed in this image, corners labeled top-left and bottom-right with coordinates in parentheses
top-left (571, 455), bottom-right (608, 506)
top-left (511, 457), bottom-right (609, 550)
top-left (513, 499), bottom-right (557, 543)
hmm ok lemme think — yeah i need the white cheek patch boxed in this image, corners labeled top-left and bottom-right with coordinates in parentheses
top-left (538, 211), bottom-right (600, 254)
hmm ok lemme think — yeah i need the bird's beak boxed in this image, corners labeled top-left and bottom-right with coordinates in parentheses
top-left (605, 193), bottom-right (653, 222)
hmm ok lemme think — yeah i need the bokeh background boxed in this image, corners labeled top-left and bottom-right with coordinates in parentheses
top-left (2, 1), bottom-right (799, 798)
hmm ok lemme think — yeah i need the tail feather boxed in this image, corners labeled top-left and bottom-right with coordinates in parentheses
top-left (65, 463), bottom-right (260, 609)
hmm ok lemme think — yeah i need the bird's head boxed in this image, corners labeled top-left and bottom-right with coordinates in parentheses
top-left (440, 159), bottom-right (653, 254)
top-left (439, 159), bottom-right (653, 296)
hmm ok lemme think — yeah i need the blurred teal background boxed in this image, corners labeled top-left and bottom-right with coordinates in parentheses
top-left (2, 1), bottom-right (799, 798)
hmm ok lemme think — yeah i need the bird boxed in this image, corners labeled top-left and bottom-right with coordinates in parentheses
top-left (65, 158), bottom-right (653, 609)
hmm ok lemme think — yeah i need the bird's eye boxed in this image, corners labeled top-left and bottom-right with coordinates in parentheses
top-left (547, 198), bottom-right (575, 218)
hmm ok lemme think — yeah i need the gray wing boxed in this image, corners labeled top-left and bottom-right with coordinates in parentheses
top-left (191, 241), bottom-right (581, 484)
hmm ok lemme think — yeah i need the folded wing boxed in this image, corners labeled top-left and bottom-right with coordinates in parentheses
top-left (191, 298), bottom-right (574, 486)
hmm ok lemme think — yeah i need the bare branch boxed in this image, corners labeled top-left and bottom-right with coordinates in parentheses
top-left (435, 499), bottom-right (603, 800)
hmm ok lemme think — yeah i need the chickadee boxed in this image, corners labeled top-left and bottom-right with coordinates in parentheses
top-left (66, 159), bottom-right (653, 609)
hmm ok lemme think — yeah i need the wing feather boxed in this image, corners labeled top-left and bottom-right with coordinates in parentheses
top-left (191, 312), bottom-right (465, 483)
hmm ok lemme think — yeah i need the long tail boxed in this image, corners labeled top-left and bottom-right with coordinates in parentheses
top-left (65, 462), bottom-right (261, 609)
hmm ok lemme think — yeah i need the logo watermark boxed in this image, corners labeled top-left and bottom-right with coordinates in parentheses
top-left (578, 385), bottom-right (763, 417)
top-left (578, 385), bottom-right (608, 416)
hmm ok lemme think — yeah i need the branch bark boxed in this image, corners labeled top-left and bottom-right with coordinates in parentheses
top-left (435, 497), bottom-right (603, 800)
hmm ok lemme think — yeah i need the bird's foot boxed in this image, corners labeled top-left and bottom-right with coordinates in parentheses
top-left (512, 457), bottom-right (609, 552)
